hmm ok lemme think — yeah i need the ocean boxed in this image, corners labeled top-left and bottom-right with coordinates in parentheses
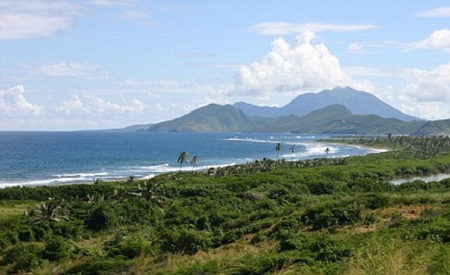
top-left (0, 132), bottom-right (381, 188)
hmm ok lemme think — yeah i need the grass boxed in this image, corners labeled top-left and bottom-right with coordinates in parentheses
top-left (0, 200), bottom-right (35, 219)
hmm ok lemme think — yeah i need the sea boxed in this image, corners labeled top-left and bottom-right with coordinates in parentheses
top-left (0, 132), bottom-right (383, 188)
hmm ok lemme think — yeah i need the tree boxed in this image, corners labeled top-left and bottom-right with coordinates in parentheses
top-left (130, 181), bottom-right (165, 207)
top-left (325, 147), bottom-right (330, 155)
top-left (275, 143), bottom-right (282, 159)
top-left (178, 151), bottom-right (189, 171)
top-left (26, 198), bottom-right (68, 224)
top-left (290, 145), bottom-right (296, 161)
top-left (191, 155), bottom-right (199, 172)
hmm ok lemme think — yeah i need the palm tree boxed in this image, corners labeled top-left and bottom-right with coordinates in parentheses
top-left (26, 198), bottom-right (68, 224)
top-left (325, 147), bottom-right (330, 155)
top-left (130, 181), bottom-right (165, 207)
top-left (177, 151), bottom-right (189, 171)
top-left (290, 145), bottom-right (296, 161)
top-left (275, 143), bottom-right (282, 159)
top-left (191, 155), bottom-right (199, 172)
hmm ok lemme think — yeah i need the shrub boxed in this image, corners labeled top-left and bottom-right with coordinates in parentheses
top-left (3, 242), bottom-right (45, 273)
top-left (300, 202), bottom-right (362, 230)
top-left (105, 235), bottom-right (153, 259)
top-left (234, 253), bottom-right (286, 275)
top-left (174, 260), bottom-right (220, 274)
top-left (86, 204), bottom-right (118, 231)
top-left (42, 236), bottom-right (72, 261)
top-left (161, 228), bottom-right (212, 255)
top-left (18, 228), bottom-right (34, 242)
top-left (64, 258), bottom-right (131, 275)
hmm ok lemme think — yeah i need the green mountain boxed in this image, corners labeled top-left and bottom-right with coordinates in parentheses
top-left (412, 119), bottom-right (450, 136)
top-left (147, 104), bottom-right (260, 132)
top-left (146, 102), bottom-right (448, 135)
top-left (298, 115), bottom-right (426, 135)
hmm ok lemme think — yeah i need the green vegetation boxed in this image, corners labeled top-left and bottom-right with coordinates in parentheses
top-left (1, 136), bottom-right (450, 274)
top-left (146, 101), bottom-right (450, 135)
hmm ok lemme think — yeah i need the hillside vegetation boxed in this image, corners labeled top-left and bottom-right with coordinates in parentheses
top-left (1, 136), bottom-right (450, 274)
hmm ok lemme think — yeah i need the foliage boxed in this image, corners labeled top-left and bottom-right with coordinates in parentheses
top-left (1, 136), bottom-right (450, 273)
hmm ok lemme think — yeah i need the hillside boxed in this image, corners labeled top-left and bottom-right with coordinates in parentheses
top-left (298, 114), bottom-right (426, 135)
top-left (147, 104), bottom-right (261, 132)
top-left (234, 87), bottom-right (420, 122)
top-left (412, 119), bottom-right (450, 136)
top-left (147, 103), bottom-right (434, 135)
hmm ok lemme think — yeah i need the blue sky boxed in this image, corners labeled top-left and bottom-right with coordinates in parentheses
top-left (1, 0), bottom-right (450, 130)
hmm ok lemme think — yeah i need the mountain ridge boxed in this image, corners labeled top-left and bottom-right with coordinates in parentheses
top-left (234, 87), bottom-right (420, 122)
top-left (143, 87), bottom-right (450, 135)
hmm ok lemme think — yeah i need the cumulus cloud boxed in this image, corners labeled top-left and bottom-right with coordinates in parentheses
top-left (417, 7), bottom-right (450, 17)
top-left (0, 0), bottom-right (84, 40)
top-left (407, 29), bottom-right (450, 52)
top-left (249, 22), bottom-right (378, 36)
top-left (56, 95), bottom-right (90, 115)
top-left (235, 32), bottom-right (353, 96)
top-left (399, 64), bottom-right (450, 102)
top-left (0, 85), bottom-right (43, 116)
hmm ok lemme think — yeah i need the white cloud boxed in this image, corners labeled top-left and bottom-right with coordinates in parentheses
top-left (398, 64), bottom-right (450, 102)
top-left (56, 95), bottom-right (90, 115)
top-left (91, 0), bottom-right (134, 6)
top-left (417, 7), bottom-right (450, 17)
top-left (407, 29), bottom-right (450, 52)
top-left (38, 61), bottom-right (109, 78)
top-left (0, 0), bottom-right (84, 40)
top-left (56, 94), bottom-right (146, 117)
top-left (347, 64), bottom-right (450, 120)
top-left (350, 30), bottom-right (450, 53)
top-left (87, 95), bottom-right (146, 116)
top-left (235, 32), bottom-right (353, 96)
top-left (0, 85), bottom-right (43, 116)
top-left (249, 22), bottom-right (378, 36)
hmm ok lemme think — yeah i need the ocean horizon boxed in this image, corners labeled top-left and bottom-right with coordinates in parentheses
top-left (0, 131), bottom-right (383, 188)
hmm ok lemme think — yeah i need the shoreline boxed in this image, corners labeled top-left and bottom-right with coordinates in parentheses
top-left (0, 141), bottom-right (387, 189)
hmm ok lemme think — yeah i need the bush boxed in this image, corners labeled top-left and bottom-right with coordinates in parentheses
top-left (86, 204), bottom-right (118, 231)
top-left (18, 228), bottom-right (34, 242)
top-left (64, 258), bottom-right (131, 275)
top-left (300, 202), bottom-right (362, 230)
top-left (173, 260), bottom-right (220, 274)
top-left (234, 253), bottom-right (286, 275)
top-left (3, 242), bottom-right (45, 273)
top-left (105, 235), bottom-right (153, 259)
top-left (278, 234), bottom-right (351, 263)
top-left (42, 236), bottom-right (72, 261)
top-left (161, 228), bottom-right (212, 255)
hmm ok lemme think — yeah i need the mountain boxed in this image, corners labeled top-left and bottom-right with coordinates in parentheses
top-left (145, 86), bottom-right (450, 135)
top-left (147, 103), bottom-right (430, 135)
top-left (234, 87), bottom-right (420, 122)
top-left (298, 115), bottom-right (426, 135)
top-left (261, 104), bottom-right (353, 133)
top-left (412, 119), bottom-right (450, 136)
top-left (147, 104), bottom-right (261, 132)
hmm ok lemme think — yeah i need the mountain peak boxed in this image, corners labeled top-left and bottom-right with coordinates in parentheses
top-left (234, 87), bottom-right (421, 122)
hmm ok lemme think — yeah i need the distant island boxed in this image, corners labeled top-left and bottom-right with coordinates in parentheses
top-left (138, 87), bottom-right (449, 136)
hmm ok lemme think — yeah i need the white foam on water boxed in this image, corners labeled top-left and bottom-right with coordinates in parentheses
top-left (53, 172), bottom-right (108, 178)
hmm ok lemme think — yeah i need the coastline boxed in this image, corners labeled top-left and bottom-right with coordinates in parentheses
top-left (1, 140), bottom-right (388, 189)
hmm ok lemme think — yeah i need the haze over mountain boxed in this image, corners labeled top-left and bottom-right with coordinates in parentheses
top-left (144, 87), bottom-right (450, 135)
top-left (234, 87), bottom-right (420, 122)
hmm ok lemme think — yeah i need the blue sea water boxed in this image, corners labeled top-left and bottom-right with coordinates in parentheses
top-left (0, 132), bottom-right (381, 188)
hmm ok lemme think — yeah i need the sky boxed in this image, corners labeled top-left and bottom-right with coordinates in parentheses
top-left (1, 0), bottom-right (450, 131)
